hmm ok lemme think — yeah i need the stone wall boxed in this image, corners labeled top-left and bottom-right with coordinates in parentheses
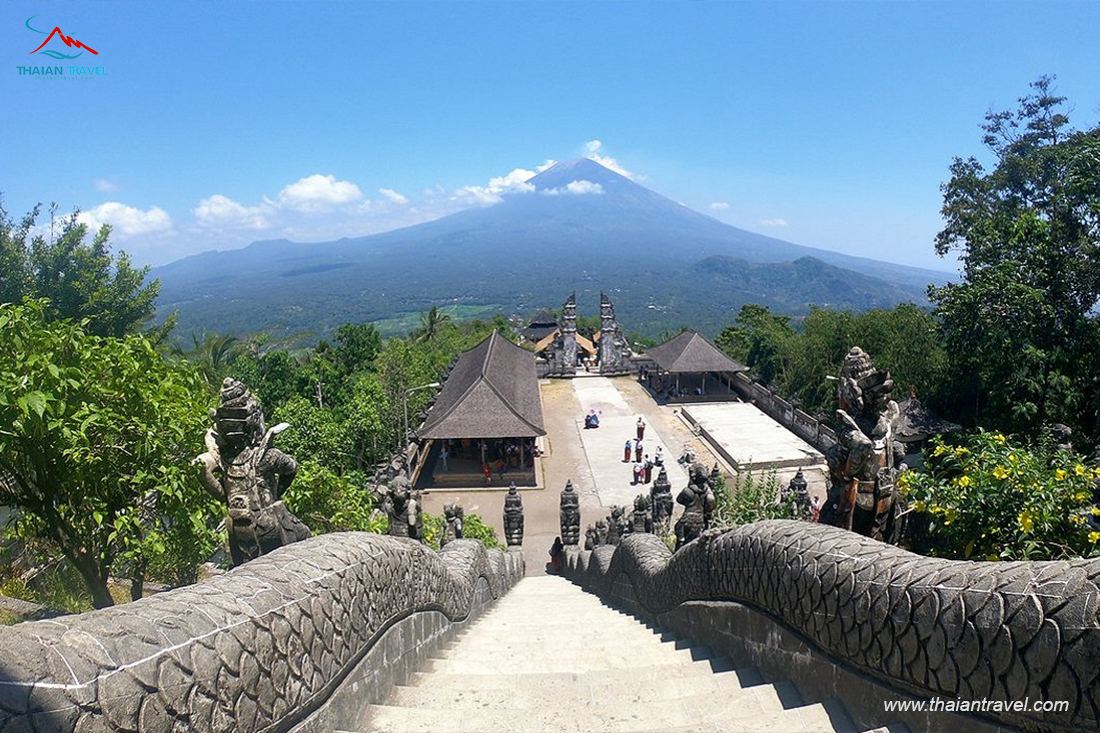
top-left (0, 533), bottom-right (523, 733)
top-left (562, 520), bottom-right (1099, 733)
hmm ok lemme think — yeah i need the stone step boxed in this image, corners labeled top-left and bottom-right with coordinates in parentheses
top-left (360, 691), bottom-right (855, 733)
top-left (407, 659), bottom-right (745, 693)
top-left (392, 666), bottom-right (762, 708)
top-left (424, 650), bottom-right (718, 675)
top-left (440, 637), bottom-right (684, 657)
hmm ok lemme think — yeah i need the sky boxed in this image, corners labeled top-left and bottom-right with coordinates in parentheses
top-left (3, 1), bottom-right (1100, 271)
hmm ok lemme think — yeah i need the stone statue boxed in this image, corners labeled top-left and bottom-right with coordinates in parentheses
top-left (584, 524), bottom-right (597, 550)
top-left (560, 480), bottom-right (581, 545)
top-left (650, 467), bottom-right (674, 535)
top-left (674, 462), bottom-right (716, 551)
top-left (503, 483), bottom-right (524, 547)
top-left (633, 493), bottom-right (653, 533)
top-left (442, 503), bottom-right (464, 547)
top-left (595, 518), bottom-right (609, 546)
top-left (606, 507), bottom-right (624, 545)
top-left (781, 468), bottom-right (813, 521)
top-left (821, 347), bottom-right (906, 541)
top-left (1052, 424), bottom-right (1074, 454)
top-left (381, 475), bottom-right (422, 541)
top-left (196, 378), bottom-right (311, 567)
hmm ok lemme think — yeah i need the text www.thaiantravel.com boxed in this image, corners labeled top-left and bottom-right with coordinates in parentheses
top-left (884, 697), bottom-right (1069, 714)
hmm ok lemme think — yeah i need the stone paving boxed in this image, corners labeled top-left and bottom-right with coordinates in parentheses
top-left (682, 402), bottom-right (825, 471)
top-left (571, 376), bottom-right (689, 507)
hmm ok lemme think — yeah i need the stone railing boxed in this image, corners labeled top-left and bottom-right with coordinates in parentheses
top-left (0, 533), bottom-right (523, 733)
top-left (563, 520), bottom-right (1098, 733)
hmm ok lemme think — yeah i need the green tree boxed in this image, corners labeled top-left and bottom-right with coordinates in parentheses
top-left (0, 203), bottom-right (165, 339)
top-left (0, 300), bottom-right (218, 607)
top-left (930, 77), bottom-right (1100, 436)
top-left (176, 332), bottom-right (241, 392)
top-left (335, 322), bottom-right (383, 374)
top-left (716, 305), bottom-right (795, 386)
top-left (413, 305), bottom-right (451, 343)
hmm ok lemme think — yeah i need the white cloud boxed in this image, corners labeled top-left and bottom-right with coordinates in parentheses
top-left (77, 202), bottom-right (172, 238)
top-left (93, 177), bottom-right (118, 193)
top-left (456, 167), bottom-right (539, 205)
top-left (193, 194), bottom-right (271, 229)
top-left (378, 188), bottom-right (409, 205)
top-left (759, 218), bottom-right (789, 227)
top-left (543, 180), bottom-right (605, 196)
top-left (536, 159), bottom-right (557, 172)
top-left (710, 202), bottom-right (730, 210)
top-left (277, 174), bottom-right (363, 212)
top-left (583, 139), bottom-right (637, 180)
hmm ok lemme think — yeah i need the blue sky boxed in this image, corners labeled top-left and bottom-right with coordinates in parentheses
top-left (3, 1), bottom-right (1099, 270)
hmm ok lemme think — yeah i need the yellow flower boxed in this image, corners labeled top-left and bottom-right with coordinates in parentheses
top-left (993, 466), bottom-right (1009, 480)
top-left (1090, 531), bottom-right (1100, 544)
top-left (1092, 467), bottom-right (1100, 479)
top-left (1075, 492), bottom-right (1089, 503)
top-left (993, 433), bottom-right (1006, 444)
top-left (955, 447), bottom-right (970, 457)
top-left (1009, 453), bottom-right (1018, 464)
top-left (1075, 464), bottom-right (1086, 476)
top-left (944, 508), bottom-right (958, 525)
top-left (1071, 515), bottom-right (1084, 526)
top-left (958, 475), bottom-right (972, 488)
top-left (1090, 506), bottom-right (1100, 516)
top-left (1018, 511), bottom-right (1034, 533)
top-left (1055, 469), bottom-right (1067, 481)
top-left (933, 444), bottom-right (946, 457)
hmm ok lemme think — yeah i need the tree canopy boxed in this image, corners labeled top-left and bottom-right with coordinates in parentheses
top-left (0, 300), bottom-right (217, 607)
top-left (0, 203), bottom-right (165, 339)
top-left (930, 76), bottom-right (1100, 437)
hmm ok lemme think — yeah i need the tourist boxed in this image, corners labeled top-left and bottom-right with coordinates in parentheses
top-left (654, 446), bottom-right (664, 467)
top-left (644, 455), bottom-right (653, 483)
top-left (440, 444), bottom-right (450, 472)
top-left (632, 462), bottom-right (643, 485)
top-left (636, 417), bottom-right (646, 440)
top-left (496, 457), bottom-right (507, 479)
top-left (483, 463), bottom-right (492, 487)
top-left (634, 438), bottom-right (643, 463)
top-left (547, 537), bottom-right (563, 574)
top-left (624, 439), bottom-right (632, 463)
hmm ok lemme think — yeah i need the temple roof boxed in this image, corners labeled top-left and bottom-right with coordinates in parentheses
top-left (895, 398), bottom-right (961, 441)
top-left (645, 329), bottom-right (747, 374)
top-left (417, 331), bottom-right (546, 439)
top-left (533, 329), bottom-right (595, 355)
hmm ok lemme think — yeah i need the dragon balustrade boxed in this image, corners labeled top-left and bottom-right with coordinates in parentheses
top-left (563, 520), bottom-right (1100, 733)
top-left (0, 533), bottom-right (523, 733)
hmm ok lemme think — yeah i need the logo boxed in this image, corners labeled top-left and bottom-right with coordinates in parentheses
top-left (25, 15), bottom-right (98, 60)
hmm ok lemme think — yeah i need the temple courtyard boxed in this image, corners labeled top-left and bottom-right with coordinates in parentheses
top-left (423, 374), bottom-right (826, 574)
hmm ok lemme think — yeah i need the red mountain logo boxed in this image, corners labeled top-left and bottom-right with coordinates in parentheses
top-left (25, 16), bottom-right (98, 60)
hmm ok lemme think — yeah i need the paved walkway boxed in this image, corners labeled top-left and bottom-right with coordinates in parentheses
top-left (572, 377), bottom-right (689, 507)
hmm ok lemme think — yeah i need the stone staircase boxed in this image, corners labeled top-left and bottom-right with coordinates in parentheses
top-left (354, 575), bottom-right (902, 733)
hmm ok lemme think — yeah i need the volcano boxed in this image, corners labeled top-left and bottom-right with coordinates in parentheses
top-left (153, 158), bottom-right (947, 340)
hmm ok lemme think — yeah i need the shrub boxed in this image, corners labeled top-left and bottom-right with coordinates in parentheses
top-left (900, 431), bottom-right (1100, 561)
top-left (712, 470), bottom-right (794, 528)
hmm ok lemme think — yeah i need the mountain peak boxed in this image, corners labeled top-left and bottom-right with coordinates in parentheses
top-left (528, 157), bottom-right (632, 192)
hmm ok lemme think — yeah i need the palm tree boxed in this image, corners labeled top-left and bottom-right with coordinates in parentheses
top-left (414, 305), bottom-right (451, 343)
top-left (177, 332), bottom-right (241, 390)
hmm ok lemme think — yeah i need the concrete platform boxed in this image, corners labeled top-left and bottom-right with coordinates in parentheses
top-left (681, 403), bottom-right (824, 471)
top-left (572, 377), bottom-right (689, 508)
